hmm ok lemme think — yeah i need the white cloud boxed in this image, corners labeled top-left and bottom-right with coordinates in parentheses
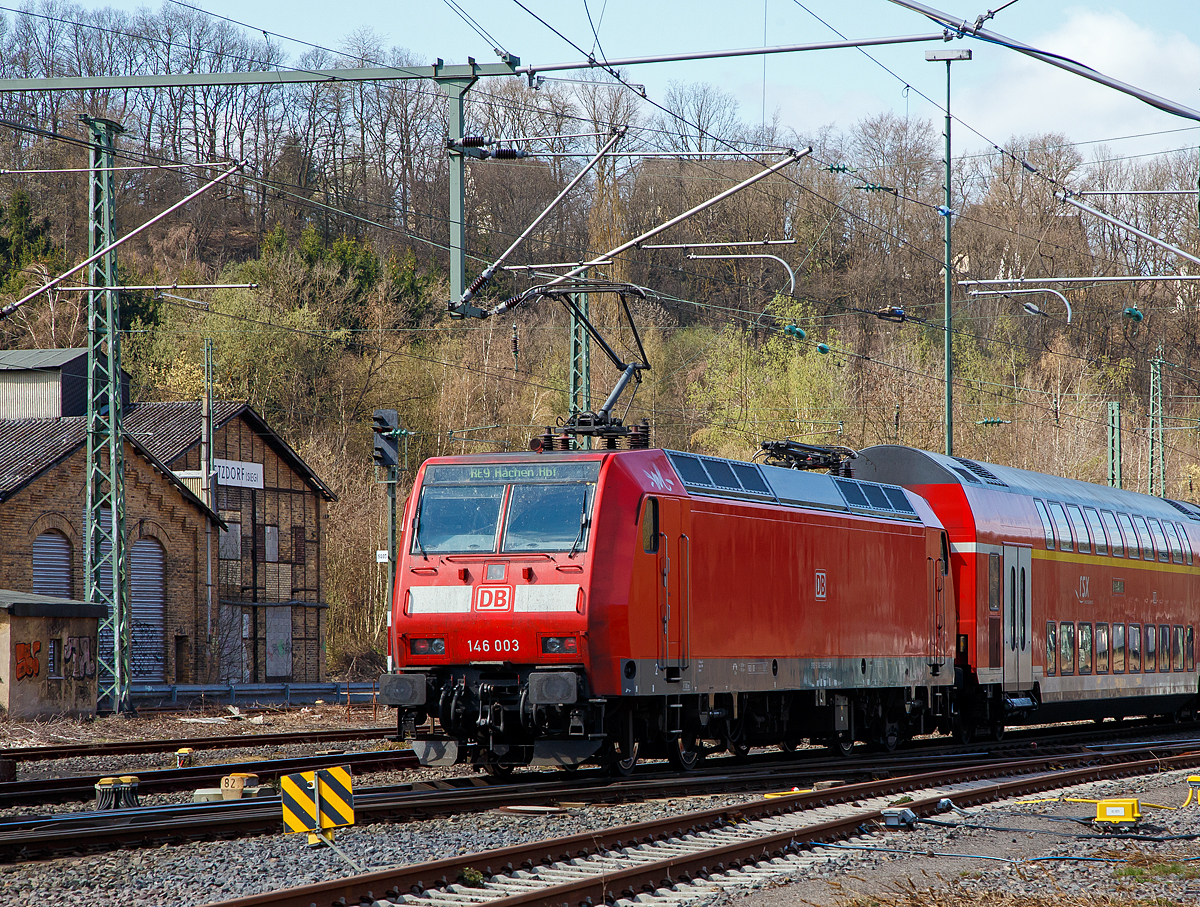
top-left (955, 10), bottom-right (1200, 155)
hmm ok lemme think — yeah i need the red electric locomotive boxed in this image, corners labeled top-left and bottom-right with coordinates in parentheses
top-left (379, 440), bottom-right (1200, 770)
top-left (856, 446), bottom-right (1200, 739)
top-left (380, 444), bottom-right (956, 773)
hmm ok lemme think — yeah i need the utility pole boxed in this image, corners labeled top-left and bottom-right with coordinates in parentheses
top-left (927, 49), bottom-right (970, 457)
top-left (570, 273), bottom-right (591, 450)
top-left (1107, 401), bottom-right (1122, 489)
top-left (1148, 348), bottom-right (1166, 497)
top-left (82, 115), bottom-right (131, 713)
top-left (201, 338), bottom-right (215, 665)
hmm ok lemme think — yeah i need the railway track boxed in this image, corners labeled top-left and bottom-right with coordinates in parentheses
top-left (207, 747), bottom-right (1200, 907)
top-left (0, 736), bottom-right (1192, 864)
top-left (0, 748), bottom-right (418, 808)
top-left (0, 726), bottom-right (395, 763)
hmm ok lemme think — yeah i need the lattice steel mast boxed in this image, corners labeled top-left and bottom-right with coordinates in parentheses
top-left (82, 115), bottom-right (131, 712)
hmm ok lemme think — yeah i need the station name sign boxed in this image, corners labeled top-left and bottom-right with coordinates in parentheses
top-left (215, 458), bottom-right (264, 489)
top-left (425, 461), bottom-right (600, 485)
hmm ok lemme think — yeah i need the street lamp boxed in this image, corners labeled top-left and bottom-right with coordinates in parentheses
top-left (927, 47), bottom-right (971, 457)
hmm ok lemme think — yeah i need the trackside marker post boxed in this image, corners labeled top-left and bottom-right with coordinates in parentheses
top-left (281, 765), bottom-right (361, 871)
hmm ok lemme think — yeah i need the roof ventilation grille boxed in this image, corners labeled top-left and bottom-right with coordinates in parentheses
top-left (953, 457), bottom-right (1008, 487)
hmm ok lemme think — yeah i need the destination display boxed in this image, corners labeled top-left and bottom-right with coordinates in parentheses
top-left (424, 461), bottom-right (600, 485)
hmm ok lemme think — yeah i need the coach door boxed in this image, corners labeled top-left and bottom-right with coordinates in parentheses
top-left (656, 497), bottom-right (690, 681)
top-left (1002, 545), bottom-right (1033, 690)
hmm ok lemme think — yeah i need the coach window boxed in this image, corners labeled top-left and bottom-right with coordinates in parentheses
top-left (1101, 511), bottom-right (1124, 557)
top-left (1145, 625), bottom-right (1156, 672)
top-left (1033, 500), bottom-right (1055, 549)
top-left (1117, 513), bottom-right (1141, 559)
top-left (1084, 508), bottom-right (1108, 555)
top-left (1187, 627), bottom-right (1195, 672)
top-left (1159, 625), bottom-right (1172, 672)
top-left (1078, 623), bottom-right (1093, 675)
top-left (1048, 503), bottom-right (1073, 552)
top-left (1162, 522), bottom-right (1184, 565)
top-left (641, 498), bottom-right (659, 554)
top-left (1095, 623), bottom-right (1109, 673)
top-left (1132, 516), bottom-right (1155, 560)
top-left (1059, 622), bottom-right (1075, 675)
top-left (1128, 624), bottom-right (1142, 673)
top-left (1177, 522), bottom-right (1195, 565)
top-left (1113, 623), bottom-right (1126, 673)
top-left (1146, 519), bottom-right (1170, 563)
top-left (1173, 626), bottom-right (1185, 672)
top-left (989, 554), bottom-right (1002, 669)
top-left (1066, 505), bottom-right (1091, 554)
top-left (1045, 622), bottom-right (1056, 676)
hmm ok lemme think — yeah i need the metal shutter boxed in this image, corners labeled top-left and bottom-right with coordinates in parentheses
top-left (130, 538), bottom-right (166, 680)
top-left (32, 532), bottom-right (72, 597)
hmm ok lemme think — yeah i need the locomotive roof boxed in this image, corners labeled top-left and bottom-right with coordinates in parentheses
top-left (855, 444), bottom-right (1200, 523)
top-left (663, 449), bottom-right (923, 523)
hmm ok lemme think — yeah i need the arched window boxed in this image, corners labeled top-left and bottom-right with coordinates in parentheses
top-left (32, 531), bottom-right (72, 597)
top-left (130, 538), bottom-right (167, 680)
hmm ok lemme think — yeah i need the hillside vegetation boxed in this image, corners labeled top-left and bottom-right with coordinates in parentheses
top-left (1, 4), bottom-right (1198, 663)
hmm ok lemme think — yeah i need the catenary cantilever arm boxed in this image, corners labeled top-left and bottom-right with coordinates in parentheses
top-left (485, 147), bottom-right (812, 318)
top-left (0, 159), bottom-right (245, 320)
top-left (454, 127), bottom-right (626, 314)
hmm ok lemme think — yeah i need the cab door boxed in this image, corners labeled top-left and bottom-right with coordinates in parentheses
top-left (1002, 545), bottom-right (1033, 690)
top-left (655, 497), bottom-right (690, 681)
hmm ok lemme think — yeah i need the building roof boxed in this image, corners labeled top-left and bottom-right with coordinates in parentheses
top-left (0, 588), bottom-right (107, 618)
top-left (0, 348), bottom-right (87, 370)
top-left (124, 400), bottom-right (337, 501)
top-left (0, 416), bottom-right (223, 525)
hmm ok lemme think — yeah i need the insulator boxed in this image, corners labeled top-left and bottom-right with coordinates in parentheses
top-left (466, 273), bottom-right (489, 295)
top-left (490, 148), bottom-right (527, 159)
top-left (816, 343), bottom-right (830, 354)
top-left (1123, 306), bottom-right (1144, 322)
top-left (459, 135), bottom-right (491, 147)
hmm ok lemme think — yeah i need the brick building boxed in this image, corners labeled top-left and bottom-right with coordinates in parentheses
top-left (125, 401), bottom-right (336, 683)
top-left (0, 351), bottom-right (336, 690)
top-left (0, 418), bottom-right (220, 684)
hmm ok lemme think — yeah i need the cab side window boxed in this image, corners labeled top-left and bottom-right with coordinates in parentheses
top-left (641, 497), bottom-right (659, 553)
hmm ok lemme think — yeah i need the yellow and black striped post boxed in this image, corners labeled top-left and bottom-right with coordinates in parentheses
top-left (281, 765), bottom-right (354, 844)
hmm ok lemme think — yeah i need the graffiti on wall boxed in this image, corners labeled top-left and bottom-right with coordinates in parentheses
top-left (64, 637), bottom-right (96, 678)
top-left (15, 641), bottom-right (40, 680)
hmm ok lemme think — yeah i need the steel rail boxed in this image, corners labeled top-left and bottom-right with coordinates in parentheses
top-left (204, 746), bottom-right (1200, 907)
top-left (0, 745), bottom-right (1093, 862)
top-left (0, 727), bottom-right (396, 763)
top-left (0, 749), bottom-right (417, 808)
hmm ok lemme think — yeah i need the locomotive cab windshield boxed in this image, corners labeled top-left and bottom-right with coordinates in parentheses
top-left (412, 460), bottom-right (600, 555)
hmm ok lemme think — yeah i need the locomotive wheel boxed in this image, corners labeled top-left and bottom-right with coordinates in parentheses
top-left (831, 732), bottom-right (854, 757)
top-left (608, 739), bottom-right (640, 777)
top-left (667, 732), bottom-right (703, 771)
top-left (954, 717), bottom-right (974, 744)
top-left (779, 740), bottom-right (802, 755)
top-left (990, 720), bottom-right (1005, 742)
top-left (726, 738), bottom-right (751, 759)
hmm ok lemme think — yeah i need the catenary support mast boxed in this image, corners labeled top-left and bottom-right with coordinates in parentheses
top-left (82, 115), bottom-right (131, 712)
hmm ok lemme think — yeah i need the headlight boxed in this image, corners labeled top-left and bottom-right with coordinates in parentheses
top-left (541, 636), bottom-right (578, 654)
top-left (410, 638), bottom-right (446, 656)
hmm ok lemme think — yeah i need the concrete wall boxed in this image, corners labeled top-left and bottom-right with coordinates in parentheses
top-left (0, 612), bottom-right (99, 719)
top-left (0, 441), bottom-right (216, 685)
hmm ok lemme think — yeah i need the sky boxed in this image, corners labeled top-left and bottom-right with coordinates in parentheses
top-left (93, 0), bottom-right (1200, 162)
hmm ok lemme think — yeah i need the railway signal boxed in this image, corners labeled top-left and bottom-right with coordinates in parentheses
top-left (372, 409), bottom-right (401, 468)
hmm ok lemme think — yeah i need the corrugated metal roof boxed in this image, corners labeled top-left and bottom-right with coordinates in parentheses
top-left (124, 401), bottom-right (336, 501)
top-left (0, 348), bottom-right (87, 370)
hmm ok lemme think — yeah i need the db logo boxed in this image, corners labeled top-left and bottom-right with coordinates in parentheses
top-left (814, 570), bottom-right (827, 601)
top-left (474, 585), bottom-right (514, 612)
